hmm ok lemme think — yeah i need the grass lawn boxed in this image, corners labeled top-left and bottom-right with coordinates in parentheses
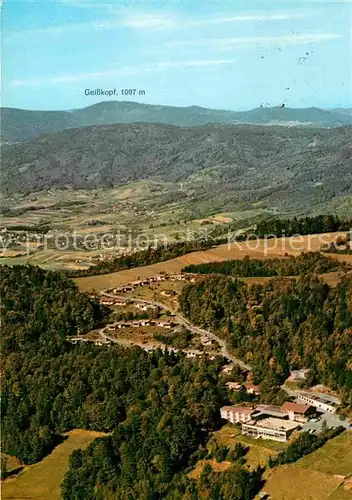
top-left (263, 465), bottom-right (344, 500)
top-left (2, 429), bottom-right (106, 500)
top-left (297, 431), bottom-right (352, 477)
top-left (328, 484), bottom-right (352, 500)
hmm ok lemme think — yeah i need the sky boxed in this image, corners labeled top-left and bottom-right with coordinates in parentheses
top-left (2, 0), bottom-right (351, 111)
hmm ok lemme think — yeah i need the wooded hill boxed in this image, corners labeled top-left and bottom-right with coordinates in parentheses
top-left (1, 265), bottom-right (264, 499)
top-left (182, 252), bottom-right (351, 277)
top-left (2, 101), bottom-right (351, 143)
top-left (179, 274), bottom-right (352, 406)
top-left (2, 123), bottom-right (351, 215)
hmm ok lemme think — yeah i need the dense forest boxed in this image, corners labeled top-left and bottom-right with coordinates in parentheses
top-left (182, 252), bottom-right (349, 277)
top-left (255, 214), bottom-right (351, 238)
top-left (179, 275), bottom-right (352, 407)
top-left (1, 265), bottom-right (264, 499)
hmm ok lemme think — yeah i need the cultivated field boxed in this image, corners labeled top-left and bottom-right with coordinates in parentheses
top-left (75, 232), bottom-right (350, 292)
top-left (2, 429), bottom-right (106, 500)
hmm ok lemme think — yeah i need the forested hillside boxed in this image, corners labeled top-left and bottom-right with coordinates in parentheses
top-left (1, 265), bottom-right (263, 498)
top-left (180, 275), bottom-right (352, 406)
top-left (182, 252), bottom-right (351, 277)
top-left (2, 123), bottom-right (351, 214)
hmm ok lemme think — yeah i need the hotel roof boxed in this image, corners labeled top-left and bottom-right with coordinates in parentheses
top-left (281, 402), bottom-right (311, 414)
top-left (245, 417), bottom-right (300, 432)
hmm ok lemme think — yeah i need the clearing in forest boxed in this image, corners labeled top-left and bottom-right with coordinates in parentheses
top-left (2, 429), bottom-right (106, 500)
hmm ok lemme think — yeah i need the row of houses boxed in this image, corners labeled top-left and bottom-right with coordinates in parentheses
top-left (105, 273), bottom-right (197, 296)
top-left (101, 297), bottom-right (130, 306)
top-left (69, 336), bottom-right (112, 346)
top-left (220, 402), bottom-right (316, 442)
top-left (105, 319), bottom-right (178, 330)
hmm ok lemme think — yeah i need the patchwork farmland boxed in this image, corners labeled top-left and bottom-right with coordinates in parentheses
top-left (75, 232), bottom-right (351, 292)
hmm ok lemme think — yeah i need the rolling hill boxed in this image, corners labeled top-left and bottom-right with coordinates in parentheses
top-left (2, 122), bottom-right (351, 214)
top-left (1, 101), bottom-right (351, 143)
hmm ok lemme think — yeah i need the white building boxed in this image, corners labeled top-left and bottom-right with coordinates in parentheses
top-left (242, 417), bottom-right (300, 442)
top-left (220, 405), bottom-right (256, 424)
top-left (226, 382), bottom-right (243, 391)
top-left (296, 392), bottom-right (337, 413)
top-left (288, 369), bottom-right (309, 382)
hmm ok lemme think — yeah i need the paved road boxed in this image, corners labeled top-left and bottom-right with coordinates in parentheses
top-left (100, 290), bottom-right (251, 370)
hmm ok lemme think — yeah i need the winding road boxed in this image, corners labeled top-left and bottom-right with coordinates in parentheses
top-left (99, 290), bottom-right (251, 370)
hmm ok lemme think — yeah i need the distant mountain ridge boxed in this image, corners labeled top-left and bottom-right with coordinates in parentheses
top-left (1, 101), bottom-right (351, 143)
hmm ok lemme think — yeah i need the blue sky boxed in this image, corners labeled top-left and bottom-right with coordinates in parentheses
top-left (2, 0), bottom-right (351, 110)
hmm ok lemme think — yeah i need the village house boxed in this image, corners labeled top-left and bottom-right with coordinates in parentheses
top-left (287, 369), bottom-right (309, 382)
top-left (154, 274), bottom-right (166, 281)
top-left (161, 290), bottom-right (177, 297)
top-left (131, 280), bottom-right (146, 287)
top-left (139, 319), bottom-right (151, 327)
top-left (200, 336), bottom-right (213, 346)
top-left (115, 299), bottom-right (128, 306)
top-left (101, 297), bottom-right (116, 305)
top-left (242, 417), bottom-right (300, 443)
top-left (156, 320), bottom-right (176, 329)
top-left (280, 402), bottom-right (314, 423)
top-left (69, 336), bottom-right (90, 344)
top-left (220, 405), bottom-right (256, 423)
top-left (245, 381), bottom-right (261, 395)
top-left (226, 381), bottom-right (243, 391)
top-left (186, 350), bottom-right (202, 358)
top-left (221, 363), bottom-right (235, 375)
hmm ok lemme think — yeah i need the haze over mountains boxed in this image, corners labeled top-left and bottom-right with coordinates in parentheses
top-left (2, 122), bottom-right (351, 215)
top-left (1, 101), bottom-right (351, 143)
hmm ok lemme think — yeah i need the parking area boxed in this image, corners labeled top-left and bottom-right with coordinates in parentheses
top-left (302, 412), bottom-right (351, 433)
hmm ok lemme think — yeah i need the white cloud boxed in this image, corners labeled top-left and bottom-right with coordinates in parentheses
top-left (171, 33), bottom-right (342, 49)
top-left (182, 12), bottom-right (306, 27)
top-left (11, 59), bottom-right (235, 86)
top-left (7, 10), bottom-right (310, 41)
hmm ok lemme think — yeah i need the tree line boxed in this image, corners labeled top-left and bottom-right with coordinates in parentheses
top-left (255, 214), bottom-right (351, 238)
top-left (182, 252), bottom-right (349, 277)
